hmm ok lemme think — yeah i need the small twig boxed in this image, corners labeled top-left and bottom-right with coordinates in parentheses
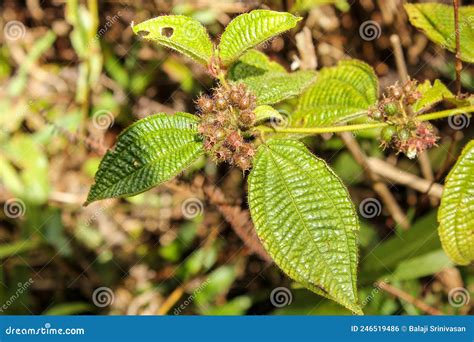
top-left (202, 184), bottom-right (272, 262)
top-left (340, 133), bottom-right (410, 230)
top-left (157, 285), bottom-right (184, 315)
top-left (453, 0), bottom-right (462, 96)
top-left (295, 27), bottom-right (317, 70)
top-left (377, 281), bottom-right (444, 315)
top-left (390, 34), bottom-right (408, 83)
top-left (367, 158), bottom-right (443, 198)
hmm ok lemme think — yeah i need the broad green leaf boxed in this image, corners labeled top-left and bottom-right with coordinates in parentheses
top-left (254, 105), bottom-right (285, 124)
top-left (405, 3), bottom-right (474, 63)
top-left (295, 60), bottom-right (378, 126)
top-left (86, 113), bottom-right (203, 204)
top-left (361, 212), bottom-right (440, 278)
top-left (291, 0), bottom-right (350, 13)
top-left (248, 139), bottom-right (361, 314)
top-left (237, 70), bottom-right (317, 105)
top-left (413, 79), bottom-right (469, 112)
top-left (218, 10), bottom-right (301, 66)
top-left (438, 140), bottom-right (474, 265)
top-left (389, 249), bottom-right (452, 282)
top-left (132, 15), bottom-right (214, 66)
top-left (228, 49), bottom-right (286, 81)
top-left (413, 79), bottom-right (455, 113)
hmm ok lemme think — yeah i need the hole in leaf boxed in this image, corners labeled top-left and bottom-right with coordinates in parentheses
top-left (136, 30), bottom-right (150, 38)
top-left (161, 27), bottom-right (174, 38)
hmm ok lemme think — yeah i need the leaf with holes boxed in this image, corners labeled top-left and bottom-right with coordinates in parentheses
top-left (86, 113), bottom-right (203, 204)
top-left (294, 60), bottom-right (378, 126)
top-left (405, 3), bottom-right (474, 63)
top-left (236, 70), bottom-right (317, 105)
top-left (248, 139), bottom-right (361, 314)
top-left (132, 15), bottom-right (214, 66)
top-left (228, 49), bottom-right (286, 81)
top-left (218, 10), bottom-right (301, 67)
top-left (438, 140), bottom-right (474, 265)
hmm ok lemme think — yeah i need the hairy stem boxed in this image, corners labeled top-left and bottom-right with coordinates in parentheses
top-left (255, 106), bottom-right (474, 135)
top-left (453, 0), bottom-right (462, 96)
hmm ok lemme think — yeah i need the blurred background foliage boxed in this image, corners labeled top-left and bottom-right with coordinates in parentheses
top-left (0, 0), bottom-right (472, 315)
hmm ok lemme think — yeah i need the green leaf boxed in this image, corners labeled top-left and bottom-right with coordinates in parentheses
top-left (248, 139), bottom-right (361, 314)
top-left (361, 212), bottom-right (440, 278)
top-left (132, 15), bottom-right (214, 66)
top-left (254, 105), bottom-right (285, 124)
top-left (413, 79), bottom-right (455, 113)
top-left (86, 113), bottom-right (203, 204)
top-left (405, 3), bottom-right (474, 63)
top-left (291, 0), bottom-right (350, 13)
top-left (228, 49), bottom-right (286, 81)
top-left (389, 250), bottom-right (452, 282)
top-left (237, 70), bottom-right (317, 105)
top-left (218, 10), bottom-right (301, 66)
top-left (413, 79), bottom-right (469, 113)
top-left (295, 59), bottom-right (378, 126)
top-left (438, 140), bottom-right (474, 265)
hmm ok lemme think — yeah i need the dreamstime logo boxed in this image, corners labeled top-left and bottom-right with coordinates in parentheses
top-left (0, 278), bottom-right (34, 313)
top-left (4, 198), bottom-right (26, 219)
top-left (448, 287), bottom-right (470, 308)
top-left (4, 21), bottom-right (26, 41)
top-left (359, 20), bottom-right (381, 41)
top-left (181, 198), bottom-right (204, 219)
top-left (92, 110), bottom-right (115, 130)
top-left (448, 114), bottom-right (470, 130)
top-left (359, 198), bottom-right (382, 219)
top-left (92, 287), bottom-right (115, 307)
top-left (270, 287), bottom-right (293, 308)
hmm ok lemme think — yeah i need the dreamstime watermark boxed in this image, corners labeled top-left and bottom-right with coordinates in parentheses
top-left (3, 198), bottom-right (26, 219)
top-left (448, 113), bottom-right (470, 130)
top-left (270, 287), bottom-right (293, 308)
top-left (3, 20), bottom-right (26, 41)
top-left (173, 280), bottom-right (210, 315)
top-left (92, 110), bottom-right (115, 130)
top-left (5, 323), bottom-right (85, 336)
top-left (448, 287), bottom-right (470, 308)
top-left (181, 197), bottom-right (204, 219)
top-left (442, 15), bottom-right (474, 49)
top-left (360, 280), bottom-right (388, 308)
top-left (95, 12), bottom-right (122, 41)
top-left (359, 20), bottom-right (381, 41)
top-left (0, 278), bottom-right (34, 313)
top-left (358, 197), bottom-right (382, 219)
top-left (92, 287), bottom-right (115, 307)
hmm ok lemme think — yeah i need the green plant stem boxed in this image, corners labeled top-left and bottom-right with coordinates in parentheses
top-left (255, 106), bottom-right (474, 135)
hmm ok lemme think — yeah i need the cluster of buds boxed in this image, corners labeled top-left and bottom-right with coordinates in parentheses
top-left (369, 79), bottom-right (438, 159)
top-left (197, 83), bottom-right (257, 170)
top-left (368, 79), bottom-right (422, 122)
top-left (380, 122), bottom-right (438, 159)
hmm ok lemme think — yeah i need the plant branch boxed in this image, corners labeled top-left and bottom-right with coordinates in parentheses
top-left (453, 0), bottom-right (462, 96)
top-left (377, 281), bottom-right (444, 315)
top-left (255, 106), bottom-right (474, 135)
top-left (340, 133), bottom-right (410, 230)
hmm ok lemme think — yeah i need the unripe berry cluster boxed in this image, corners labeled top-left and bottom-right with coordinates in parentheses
top-left (369, 79), bottom-right (438, 159)
top-left (197, 83), bottom-right (257, 170)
